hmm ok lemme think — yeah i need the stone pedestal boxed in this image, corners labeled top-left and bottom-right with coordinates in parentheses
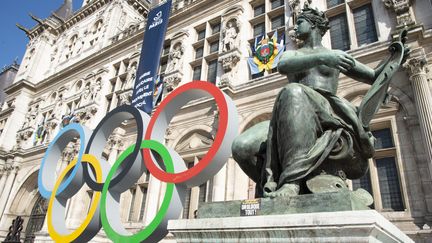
top-left (168, 192), bottom-right (413, 242)
top-left (168, 210), bottom-right (414, 243)
top-left (197, 191), bottom-right (370, 218)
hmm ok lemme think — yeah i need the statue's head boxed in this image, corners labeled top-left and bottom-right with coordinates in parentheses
top-left (296, 7), bottom-right (330, 39)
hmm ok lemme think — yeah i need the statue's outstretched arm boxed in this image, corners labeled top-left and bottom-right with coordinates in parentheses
top-left (278, 51), bottom-right (327, 74)
top-left (343, 30), bottom-right (409, 85)
top-left (343, 56), bottom-right (389, 85)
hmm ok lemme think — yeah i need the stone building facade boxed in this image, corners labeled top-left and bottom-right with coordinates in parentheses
top-left (0, 0), bottom-right (431, 242)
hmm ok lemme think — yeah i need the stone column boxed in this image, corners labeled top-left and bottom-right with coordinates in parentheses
top-left (0, 165), bottom-right (18, 222)
top-left (406, 56), bottom-right (432, 178)
top-left (212, 164), bottom-right (227, 202)
top-left (107, 133), bottom-right (124, 165)
top-left (0, 167), bottom-right (8, 198)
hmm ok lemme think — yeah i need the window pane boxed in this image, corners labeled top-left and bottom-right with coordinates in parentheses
top-left (327, 0), bottom-right (344, 8)
top-left (254, 22), bottom-right (265, 37)
top-left (271, 15), bottom-right (285, 30)
top-left (212, 23), bottom-right (221, 34)
top-left (197, 29), bottom-right (206, 41)
top-left (372, 128), bottom-right (394, 149)
top-left (193, 65), bottom-right (202, 80)
top-left (207, 60), bottom-right (218, 84)
top-left (377, 157), bottom-right (404, 211)
top-left (128, 188), bottom-right (136, 221)
top-left (254, 4), bottom-right (265, 17)
top-left (354, 4), bottom-right (378, 46)
top-left (139, 187), bottom-right (147, 221)
top-left (195, 47), bottom-right (203, 59)
top-left (160, 61), bottom-right (167, 74)
top-left (163, 45), bottom-right (170, 55)
top-left (271, 0), bottom-right (284, 9)
top-left (329, 14), bottom-right (350, 50)
top-left (352, 173), bottom-right (374, 209)
top-left (199, 183), bottom-right (207, 203)
top-left (210, 41), bottom-right (219, 53)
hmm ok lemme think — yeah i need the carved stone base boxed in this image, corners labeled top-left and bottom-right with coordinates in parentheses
top-left (196, 191), bottom-right (370, 219)
top-left (219, 49), bottom-right (241, 87)
top-left (164, 71), bottom-right (183, 92)
top-left (168, 210), bottom-right (414, 242)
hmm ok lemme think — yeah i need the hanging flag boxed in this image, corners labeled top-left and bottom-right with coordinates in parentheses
top-left (131, 0), bottom-right (172, 114)
top-left (247, 32), bottom-right (285, 75)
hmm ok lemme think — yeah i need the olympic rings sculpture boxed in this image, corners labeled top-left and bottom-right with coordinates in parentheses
top-left (38, 81), bottom-right (239, 242)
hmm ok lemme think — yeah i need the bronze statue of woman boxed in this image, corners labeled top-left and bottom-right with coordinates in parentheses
top-left (232, 6), bottom-right (409, 199)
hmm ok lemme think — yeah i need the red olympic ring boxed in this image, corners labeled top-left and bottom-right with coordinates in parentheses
top-left (144, 81), bottom-right (228, 183)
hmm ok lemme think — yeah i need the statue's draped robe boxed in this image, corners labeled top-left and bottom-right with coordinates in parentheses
top-left (265, 83), bottom-right (375, 189)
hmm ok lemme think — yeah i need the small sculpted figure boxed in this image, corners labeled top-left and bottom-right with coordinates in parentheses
top-left (223, 20), bottom-right (238, 52)
top-left (232, 6), bottom-right (409, 199)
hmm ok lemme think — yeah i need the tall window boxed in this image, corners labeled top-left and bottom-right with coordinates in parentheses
top-left (199, 183), bottom-right (207, 203)
top-left (353, 4), bottom-right (378, 46)
top-left (326, 2), bottom-right (378, 50)
top-left (352, 128), bottom-right (405, 211)
top-left (128, 188), bottom-right (137, 221)
top-left (376, 157), bottom-right (404, 211)
top-left (24, 195), bottom-right (48, 243)
top-left (193, 65), bottom-right (202, 80)
top-left (207, 60), bottom-right (218, 84)
top-left (329, 14), bottom-right (350, 50)
top-left (139, 186), bottom-right (147, 221)
top-left (191, 18), bottom-right (223, 83)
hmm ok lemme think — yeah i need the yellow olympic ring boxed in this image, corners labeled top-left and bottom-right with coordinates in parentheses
top-left (47, 154), bottom-right (102, 242)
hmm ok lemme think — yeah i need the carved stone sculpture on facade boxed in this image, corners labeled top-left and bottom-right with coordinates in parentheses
top-left (219, 50), bottom-right (241, 86)
top-left (91, 79), bottom-right (102, 101)
top-left (79, 84), bottom-right (92, 107)
top-left (21, 106), bottom-right (38, 129)
top-left (232, 6), bottom-right (409, 201)
top-left (165, 75), bottom-right (182, 92)
top-left (52, 94), bottom-right (65, 120)
top-left (383, 0), bottom-right (415, 26)
top-left (125, 64), bottom-right (137, 89)
top-left (166, 43), bottom-right (184, 73)
top-left (119, 91), bottom-right (132, 105)
top-left (222, 19), bottom-right (239, 53)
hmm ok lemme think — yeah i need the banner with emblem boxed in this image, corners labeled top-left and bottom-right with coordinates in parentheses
top-left (131, 0), bottom-right (172, 114)
top-left (247, 32), bottom-right (285, 75)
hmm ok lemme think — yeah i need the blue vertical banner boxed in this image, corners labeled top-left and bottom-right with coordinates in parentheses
top-left (131, 0), bottom-right (172, 114)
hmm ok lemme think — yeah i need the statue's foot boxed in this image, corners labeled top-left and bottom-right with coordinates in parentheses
top-left (264, 182), bottom-right (300, 198)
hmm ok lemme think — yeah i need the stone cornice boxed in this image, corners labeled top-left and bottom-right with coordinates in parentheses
top-left (4, 80), bottom-right (36, 96)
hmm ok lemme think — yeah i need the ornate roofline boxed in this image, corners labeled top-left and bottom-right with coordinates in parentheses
top-left (26, 0), bottom-right (149, 40)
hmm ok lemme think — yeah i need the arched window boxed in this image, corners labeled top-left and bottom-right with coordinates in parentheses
top-left (24, 194), bottom-right (48, 243)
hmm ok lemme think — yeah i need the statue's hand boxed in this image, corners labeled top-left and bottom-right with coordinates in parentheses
top-left (324, 50), bottom-right (355, 73)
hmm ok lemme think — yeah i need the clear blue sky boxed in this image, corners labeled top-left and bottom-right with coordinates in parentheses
top-left (0, 1), bottom-right (83, 69)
